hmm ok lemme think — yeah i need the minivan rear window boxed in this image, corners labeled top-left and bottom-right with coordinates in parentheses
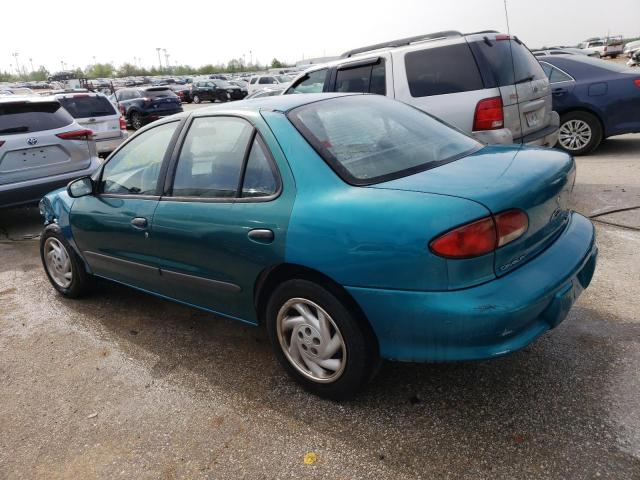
top-left (288, 95), bottom-right (481, 186)
top-left (0, 101), bottom-right (74, 135)
top-left (474, 39), bottom-right (546, 86)
top-left (405, 44), bottom-right (484, 97)
top-left (58, 95), bottom-right (116, 119)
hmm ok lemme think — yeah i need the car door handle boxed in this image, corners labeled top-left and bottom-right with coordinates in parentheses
top-left (130, 217), bottom-right (148, 230)
top-left (248, 229), bottom-right (274, 244)
top-left (552, 88), bottom-right (567, 96)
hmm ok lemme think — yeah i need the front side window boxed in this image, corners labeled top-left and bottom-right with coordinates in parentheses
top-left (172, 117), bottom-right (253, 198)
top-left (241, 136), bottom-right (279, 198)
top-left (287, 69), bottom-right (328, 94)
top-left (288, 95), bottom-right (480, 186)
top-left (249, 77), bottom-right (257, 84)
top-left (100, 121), bottom-right (178, 195)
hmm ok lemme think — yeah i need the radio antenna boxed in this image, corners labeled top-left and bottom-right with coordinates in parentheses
top-left (503, 0), bottom-right (524, 144)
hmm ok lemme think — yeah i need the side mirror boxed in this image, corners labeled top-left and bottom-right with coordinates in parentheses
top-left (67, 176), bottom-right (94, 198)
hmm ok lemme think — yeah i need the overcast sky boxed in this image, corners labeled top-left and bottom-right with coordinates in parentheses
top-left (2, 0), bottom-right (639, 73)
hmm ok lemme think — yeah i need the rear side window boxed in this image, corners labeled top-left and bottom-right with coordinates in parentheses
top-left (540, 62), bottom-right (573, 83)
top-left (0, 101), bottom-right (74, 135)
top-left (241, 136), bottom-right (279, 198)
top-left (405, 44), bottom-right (484, 97)
top-left (172, 116), bottom-right (253, 198)
top-left (334, 61), bottom-right (386, 95)
top-left (287, 69), bottom-right (328, 94)
top-left (474, 39), bottom-right (546, 86)
top-left (58, 95), bottom-right (116, 118)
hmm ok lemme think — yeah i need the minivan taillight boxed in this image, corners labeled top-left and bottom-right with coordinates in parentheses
top-left (119, 116), bottom-right (127, 130)
top-left (634, 79), bottom-right (640, 88)
top-left (473, 97), bottom-right (504, 131)
top-left (430, 209), bottom-right (528, 258)
top-left (56, 129), bottom-right (93, 140)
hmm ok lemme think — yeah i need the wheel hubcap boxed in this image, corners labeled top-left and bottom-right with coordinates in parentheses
top-left (559, 119), bottom-right (592, 151)
top-left (44, 238), bottom-right (72, 288)
top-left (276, 298), bottom-right (347, 383)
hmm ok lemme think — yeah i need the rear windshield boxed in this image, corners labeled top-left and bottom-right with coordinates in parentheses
top-left (0, 101), bottom-right (74, 135)
top-left (58, 95), bottom-right (116, 118)
top-left (145, 88), bottom-right (176, 98)
top-left (474, 39), bottom-right (546, 86)
top-left (288, 95), bottom-right (481, 185)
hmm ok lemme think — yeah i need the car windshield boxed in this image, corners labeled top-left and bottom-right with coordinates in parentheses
top-left (288, 95), bottom-right (481, 185)
top-left (58, 95), bottom-right (116, 118)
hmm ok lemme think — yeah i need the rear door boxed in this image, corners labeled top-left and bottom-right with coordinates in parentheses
top-left (0, 100), bottom-right (92, 186)
top-left (327, 54), bottom-right (392, 96)
top-left (151, 114), bottom-right (293, 322)
top-left (57, 94), bottom-right (121, 143)
top-left (470, 37), bottom-right (552, 142)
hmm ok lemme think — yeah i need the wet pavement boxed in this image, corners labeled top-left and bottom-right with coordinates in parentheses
top-left (1, 135), bottom-right (639, 479)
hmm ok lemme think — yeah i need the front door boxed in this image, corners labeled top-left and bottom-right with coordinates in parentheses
top-left (151, 114), bottom-right (294, 323)
top-left (71, 120), bottom-right (181, 293)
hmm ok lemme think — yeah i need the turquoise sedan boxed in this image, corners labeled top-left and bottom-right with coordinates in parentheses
top-left (39, 93), bottom-right (597, 399)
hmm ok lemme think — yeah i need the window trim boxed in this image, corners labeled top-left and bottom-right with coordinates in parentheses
top-left (95, 119), bottom-right (183, 199)
top-left (162, 114), bottom-right (282, 204)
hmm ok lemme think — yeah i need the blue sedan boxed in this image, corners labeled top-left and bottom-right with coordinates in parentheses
top-left (38, 94), bottom-right (597, 399)
top-left (538, 55), bottom-right (640, 155)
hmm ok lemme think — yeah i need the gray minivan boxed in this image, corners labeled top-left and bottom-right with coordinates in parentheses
top-left (286, 30), bottom-right (559, 147)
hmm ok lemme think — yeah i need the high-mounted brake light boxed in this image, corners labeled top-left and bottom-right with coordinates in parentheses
top-left (56, 129), bottom-right (93, 140)
top-left (473, 97), bottom-right (504, 131)
top-left (72, 94), bottom-right (90, 98)
top-left (430, 209), bottom-right (528, 259)
top-left (495, 34), bottom-right (511, 41)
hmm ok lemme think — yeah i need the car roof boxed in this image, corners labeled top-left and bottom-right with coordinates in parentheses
top-left (0, 95), bottom-right (59, 105)
top-left (192, 92), bottom-right (359, 115)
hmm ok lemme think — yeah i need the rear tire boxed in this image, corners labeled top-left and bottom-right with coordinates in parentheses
top-left (557, 111), bottom-right (602, 156)
top-left (40, 229), bottom-right (92, 298)
top-left (193, 94), bottom-right (201, 104)
top-left (130, 111), bottom-right (143, 130)
top-left (266, 279), bottom-right (378, 400)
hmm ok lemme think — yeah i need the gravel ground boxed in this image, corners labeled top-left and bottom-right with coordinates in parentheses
top-left (0, 134), bottom-right (639, 479)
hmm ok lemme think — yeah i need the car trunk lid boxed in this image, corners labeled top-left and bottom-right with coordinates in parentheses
top-left (369, 145), bottom-right (576, 276)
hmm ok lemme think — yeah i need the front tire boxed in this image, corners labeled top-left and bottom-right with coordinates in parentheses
top-left (40, 229), bottom-right (92, 298)
top-left (266, 279), bottom-right (378, 400)
top-left (192, 94), bottom-right (201, 104)
top-left (557, 111), bottom-right (603, 156)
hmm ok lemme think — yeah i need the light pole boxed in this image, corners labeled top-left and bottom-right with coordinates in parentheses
top-left (12, 52), bottom-right (20, 78)
top-left (249, 50), bottom-right (252, 66)
top-left (156, 47), bottom-right (162, 70)
top-left (29, 58), bottom-right (34, 73)
top-left (163, 49), bottom-right (169, 71)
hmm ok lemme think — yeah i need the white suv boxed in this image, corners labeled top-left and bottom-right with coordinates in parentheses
top-left (285, 30), bottom-right (559, 147)
top-left (247, 74), bottom-right (293, 94)
top-left (53, 90), bottom-right (127, 156)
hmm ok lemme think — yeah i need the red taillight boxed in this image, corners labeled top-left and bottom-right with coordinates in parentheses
top-left (495, 34), bottom-right (511, 41)
top-left (495, 209), bottom-right (529, 247)
top-left (634, 79), bottom-right (640, 88)
top-left (119, 104), bottom-right (126, 115)
top-left (56, 129), bottom-right (93, 140)
top-left (430, 217), bottom-right (497, 258)
top-left (119, 116), bottom-right (127, 130)
top-left (430, 209), bottom-right (528, 258)
top-left (473, 97), bottom-right (504, 131)
top-left (73, 94), bottom-right (90, 98)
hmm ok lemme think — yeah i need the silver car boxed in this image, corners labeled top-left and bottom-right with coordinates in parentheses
top-left (53, 90), bottom-right (127, 156)
top-left (0, 96), bottom-right (101, 208)
top-left (286, 30), bottom-right (559, 147)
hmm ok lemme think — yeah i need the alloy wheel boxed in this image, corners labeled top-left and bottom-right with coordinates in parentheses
top-left (276, 298), bottom-right (347, 383)
top-left (559, 119), bottom-right (592, 151)
top-left (43, 238), bottom-right (72, 288)
top-left (131, 113), bottom-right (142, 130)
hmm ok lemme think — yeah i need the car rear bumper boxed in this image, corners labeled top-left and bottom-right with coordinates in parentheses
top-left (346, 212), bottom-right (597, 362)
top-left (95, 132), bottom-right (128, 154)
top-left (473, 112), bottom-right (560, 148)
top-left (0, 157), bottom-right (101, 208)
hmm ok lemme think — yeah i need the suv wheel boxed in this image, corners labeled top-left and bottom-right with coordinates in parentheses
top-left (192, 94), bottom-right (201, 104)
top-left (130, 111), bottom-right (143, 130)
top-left (557, 111), bottom-right (603, 156)
top-left (40, 229), bottom-right (92, 298)
top-left (266, 279), bottom-right (378, 400)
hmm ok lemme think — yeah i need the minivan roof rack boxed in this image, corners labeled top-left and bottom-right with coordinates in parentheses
top-left (464, 30), bottom-right (500, 36)
top-left (341, 30), bottom-right (462, 58)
